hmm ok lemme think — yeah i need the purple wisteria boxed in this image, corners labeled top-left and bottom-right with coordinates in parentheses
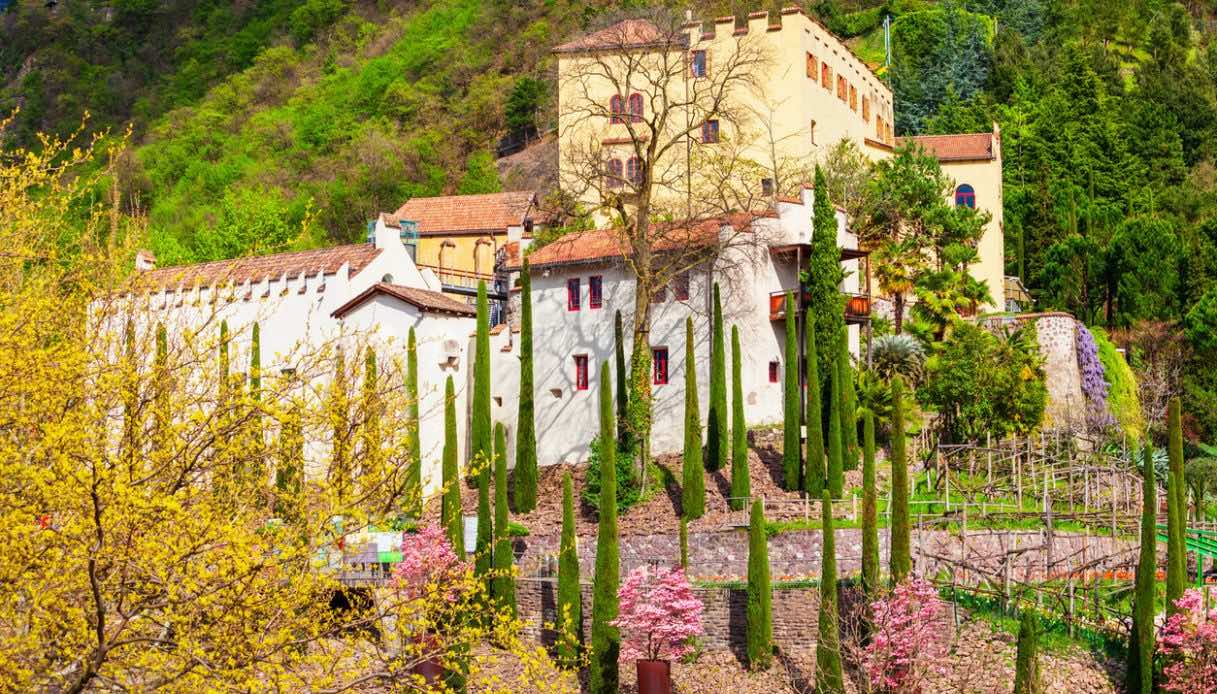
top-left (1075, 321), bottom-right (1115, 432)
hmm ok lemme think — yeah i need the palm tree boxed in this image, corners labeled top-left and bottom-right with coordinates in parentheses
top-left (873, 237), bottom-right (925, 333)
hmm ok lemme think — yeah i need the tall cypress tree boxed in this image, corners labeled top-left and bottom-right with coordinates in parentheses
top-left (1167, 396), bottom-right (1186, 613)
top-left (861, 411), bottom-right (880, 598)
top-left (249, 322), bottom-right (263, 469)
top-left (515, 261), bottom-right (538, 513)
top-left (827, 348), bottom-right (844, 498)
top-left (838, 333), bottom-right (859, 472)
top-left (590, 362), bottom-right (620, 694)
top-left (557, 471), bottom-right (582, 668)
top-left (679, 516), bottom-right (689, 569)
top-left (682, 317), bottom-right (705, 519)
top-left (1013, 610), bottom-right (1042, 694)
top-left (805, 317), bottom-right (826, 496)
top-left (815, 490), bottom-right (844, 694)
top-left (274, 397), bottom-right (304, 522)
top-left (492, 422), bottom-right (515, 617)
top-left (329, 347), bottom-right (351, 504)
top-left (731, 325), bottom-right (750, 510)
top-left (707, 283), bottom-right (727, 472)
top-left (441, 375), bottom-right (464, 555)
top-left (807, 165), bottom-right (845, 389)
top-left (405, 327), bottom-right (422, 517)
top-left (153, 324), bottom-right (171, 459)
top-left (782, 291), bottom-right (800, 490)
top-left (472, 280), bottom-right (492, 465)
top-left (475, 450), bottom-right (493, 588)
top-left (1129, 444), bottom-right (1156, 694)
top-left (746, 499), bottom-right (772, 670)
top-left (889, 376), bottom-right (911, 584)
top-left (614, 310), bottom-right (630, 453)
top-left (360, 348), bottom-right (383, 498)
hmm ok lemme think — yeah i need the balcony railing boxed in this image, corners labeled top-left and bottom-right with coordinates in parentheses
top-left (769, 289), bottom-right (871, 323)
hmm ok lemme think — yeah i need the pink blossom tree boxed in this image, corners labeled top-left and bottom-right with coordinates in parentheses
top-left (1159, 589), bottom-right (1217, 693)
top-left (392, 524), bottom-right (466, 602)
top-left (611, 565), bottom-right (704, 661)
top-left (861, 578), bottom-right (951, 693)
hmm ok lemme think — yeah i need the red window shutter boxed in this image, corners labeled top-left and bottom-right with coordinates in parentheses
top-left (652, 348), bottom-right (669, 385)
top-left (628, 93), bottom-right (644, 122)
top-left (769, 361), bottom-right (779, 383)
top-left (589, 275), bottom-right (603, 309)
top-left (575, 355), bottom-right (589, 390)
top-left (567, 278), bottom-right (581, 311)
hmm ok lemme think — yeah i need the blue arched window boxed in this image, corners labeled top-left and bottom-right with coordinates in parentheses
top-left (955, 184), bottom-right (976, 209)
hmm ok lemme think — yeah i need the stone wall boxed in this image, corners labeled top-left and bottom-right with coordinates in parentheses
top-left (982, 312), bottom-right (1086, 430)
top-left (517, 527), bottom-right (1138, 584)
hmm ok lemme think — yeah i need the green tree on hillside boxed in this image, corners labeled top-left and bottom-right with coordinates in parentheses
top-left (405, 327), bottom-right (422, 516)
top-left (515, 261), bottom-right (538, 513)
top-left (889, 376), bottom-right (911, 584)
top-left (783, 291), bottom-right (801, 490)
top-left (827, 348), bottom-right (845, 498)
top-left (1128, 444), bottom-right (1156, 694)
top-left (682, 317), bottom-right (705, 520)
top-left (805, 317), bottom-right (826, 496)
top-left (556, 471), bottom-right (582, 669)
top-left (492, 422), bottom-right (515, 617)
top-left (815, 491), bottom-right (844, 694)
top-left (1013, 610), bottom-right (1042, 694)
top-left (1166, 396), bottom-right (1186, 614)
top-left (590, 363), bottom-right (620, 694)
top-left (861, 410), bottom-right (880, 598)
top-left (708, 283), bottom-right (728, 472)
top-left (731, 325), bottom-right (750, 511)
top-left (441, 375), bottom-right (463, 556)
top-left (746, 499), bottom-right (772, 671)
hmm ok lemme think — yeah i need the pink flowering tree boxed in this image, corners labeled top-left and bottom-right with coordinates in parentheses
top-left (612, 565), bottom-right (704, 661)
top-left (392, 524), bottom-right (467, 603)
top-left (861, 578), bottom-right (951, 693)
top-left (1159, 589), bottom-right (1217, 693)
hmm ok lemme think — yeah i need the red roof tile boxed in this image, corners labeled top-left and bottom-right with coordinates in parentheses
top-left (331, 283), bottom-right (476, 319)
top-left (509, 212), bottom-right (771, 270)
top-left (136, 244), bottom-right (382, 291)
top-left (390, 191), bottom-right (536, 235)
top-left (897, 133), bottom-right (996, 162)
top-left (554, 19), bottom-right (687, 53)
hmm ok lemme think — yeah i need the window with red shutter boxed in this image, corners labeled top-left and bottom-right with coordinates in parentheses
top-left (769, 361), bottom-right (780, 383)
top-left (627, 93), bottom-right (644, 122)
top-left (610, 95), bottom-right (625, 124)
top-left (574, 355), bottom-right (589, 390)
top-left (652, 348), bottom-right (669, 385)
top-left (567, 277), bottom-right (581, 311)
top-left (606, 158), bottom-right (624, 188)
top-left (589, 275), bottom-right (603, 309)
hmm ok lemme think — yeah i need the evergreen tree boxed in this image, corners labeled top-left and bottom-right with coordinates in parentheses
top-left (707, 283), bottom-right (728, 472)
top-left (405, 327), bottom-right (422, 517)
top-left (746, 499), bottom-right (772, 670)
top-left (492, 422), bottom-right (516, 617)
top-left (1013, 610), bottom-right (1042, 694)
top-left (783, 292), bottom-right (801, 489)
top-left (249, 322), bottom-right (262, 468)
top-left (557, 471), bottom-right (582, 668)
top-left (861, 411), bottom-right (880, 598)
top-left (152, 324), bottom-right (170, 456)
top-left (590, 362), bottom-right (620, 694)
top-left (472, 280), bottom-right (492, 465)
top-left (359, 348), bottom-right (382, 498)
top-left (218, 319), bottom-right (230, 398)
top-left (815, 490), bottom-right (844, 694)
top-left (1128, 444), bottom-right (1156, 694)
top-left (515, 261), bottom-right (538, 513)
top-left (838, 333), bottom-right (859, 471)
top-left (731, 325), bottom-right (750, 510)
top-left (329, 347), bottom-right (351, 504)
top-left (615, 310), bottom-right (631, 453)
top-left (1167, 396), bottom-right (1186, 613)
top-left (274, 392), bottom-right (304, 522)
top-left (682, 317), bottom-right (705, 519)
top-left (441, 376), bottom-right (464, 556)
top-left (808, 165), bottom-right (846, 389)
top-left (475, 440), bottom-right (493, 588)
top-left (889, 376), bottom-right (911, 584)
top-left (827, 348), bottom-right (844, 498)
top-left (805, 317), bottom-right (826, 496)
top-left (679, 516), bottom-right (689, 569)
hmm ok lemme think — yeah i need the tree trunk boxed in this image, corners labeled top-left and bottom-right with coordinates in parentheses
top-left (893, 293), bottom-right (905, 334)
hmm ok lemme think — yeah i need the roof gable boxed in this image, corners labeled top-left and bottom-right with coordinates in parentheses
top-left (390, 191), bottom-right (536, 235)
top-left (331, 283), bottom-right (476, 319)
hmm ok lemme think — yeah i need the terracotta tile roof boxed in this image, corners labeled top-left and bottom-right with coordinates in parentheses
top-left (897, 133), bottom-right (996, 162)
top-left (554, 19), bottom-right (687, 53)
top-left (331, 283), bottom-right (476, 319)
top-left (508, 212), bottom-right (771, 270)
top-left (136, 244), bottom-right (382, 291)
top-left (388, 191), bottom-right (536, 236)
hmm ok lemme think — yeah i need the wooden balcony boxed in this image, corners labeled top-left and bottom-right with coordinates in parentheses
top-left (768, 290), bottom-right (872, 323)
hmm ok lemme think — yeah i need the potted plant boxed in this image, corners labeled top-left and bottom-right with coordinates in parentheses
top-left (391, 524), bottom-right (467, 685)
top-left (612, 565), bottom-right (704, 694)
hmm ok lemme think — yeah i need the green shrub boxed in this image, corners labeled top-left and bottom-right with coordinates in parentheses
top-left (1091, 327), bottom-right (1144, 442)
top-left (582, 434), bottom-right (641, 515)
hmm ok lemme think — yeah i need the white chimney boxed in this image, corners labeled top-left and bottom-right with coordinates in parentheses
top-left (135, 249), bottom-right (156, 271)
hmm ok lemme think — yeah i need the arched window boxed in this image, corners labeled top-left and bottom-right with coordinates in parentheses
top-left (627, 93), bottom-right (644, 122)
top-left (955, 184), bottom-right (976, 209)
top-left (606, 158), bottom-right (623, 188)
top-left (809, 119), bottom-right (817, 145)
top-left (609, 95), bottom-right (625, 124)
top-left (626, 156), bottom-right (643, 186)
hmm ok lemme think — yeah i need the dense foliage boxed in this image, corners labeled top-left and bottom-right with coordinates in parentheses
top-left (1159, 589), bottom-right (1217, 694)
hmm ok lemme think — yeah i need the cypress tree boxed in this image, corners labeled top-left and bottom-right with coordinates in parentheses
top-left (249, 322), bottom-right (263, 469)
top-left (329, 347), bottom-right (351, 504)
top-left (861, 411), bottom-right (880, 598)
top-left (682, 317), bottom-right (705, 519)
top-left (153, 323), bottom-right (170, 458)
top-left (679, 516), bottom-right (689, 569)
top-left (805, 317), bottom-right (826, 496)
top-left (1013, 610), bottom-right (1042, 694)
top-left (360, 349), bottom-right (382, 497)
top-left (827, 348), bottom-right (844, 498)
top-left (808, 165), bottom-right (845, 387)
top-left (405, 327), bottom-right (422, 517)
top-left (274, 399), bottom-right (304, 522)
top-left (475, 447), bottom-right (493, 588)
top-left (783, 291), bottom-right (801, 490)
top-left (515, 261), bottom-right (538, 513)
top-left (590, 362), bottom-right (620, 694)
top-left (556, 471), bottom-right (582, 668)
top-left (838, 333), bottom-right (859, 472)
top-left (1167, 396), bottom-right (1186, 613)
top-left (746, 499), bottom-right (772, 670)
top-left (614, 310), bottom-right (630, 453)
top-left (815, 490), bottom-right (844, 694)
top-left (218, 319), bottom-right (230, 397)
top-left (472, 280), bottom-right (492, 465)
top-left (707, 283), bottom-right (727, 472)
top-left (492, 422), bottom-right (516, 617)
top-left (889, 376), bottom-right (911, 584)
top-left (1128, 444), bottom-right (1156, 694)
top-left (441, 376), bottom-right (464, 556)
top-left (731, 325), bottom-right (750, 510)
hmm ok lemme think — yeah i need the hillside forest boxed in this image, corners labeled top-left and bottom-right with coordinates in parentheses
top-left (3, 0), bottom-right (1217, 438)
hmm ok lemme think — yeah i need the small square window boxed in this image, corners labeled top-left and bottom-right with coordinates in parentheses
top-left (805, 52), bottom-right (817, 79)
top-left (761, 178), bottom-right (774, 196)
top-left (769, 361), bottom-right (779, 383)
top-left (673, 272), bottom-right (690, 301)
top-left (574, 355), bottom-right (589, 390)
top-left (589, 275), bottom-right (603, 309)
top-left (691, 50), bottom-right (708, 78)
top-left (567, 278), bottom-right (581, 311)
top-left (653, 348), bottom-right (669, 385)
top-left (701, 120), bottom-right (720, 144)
